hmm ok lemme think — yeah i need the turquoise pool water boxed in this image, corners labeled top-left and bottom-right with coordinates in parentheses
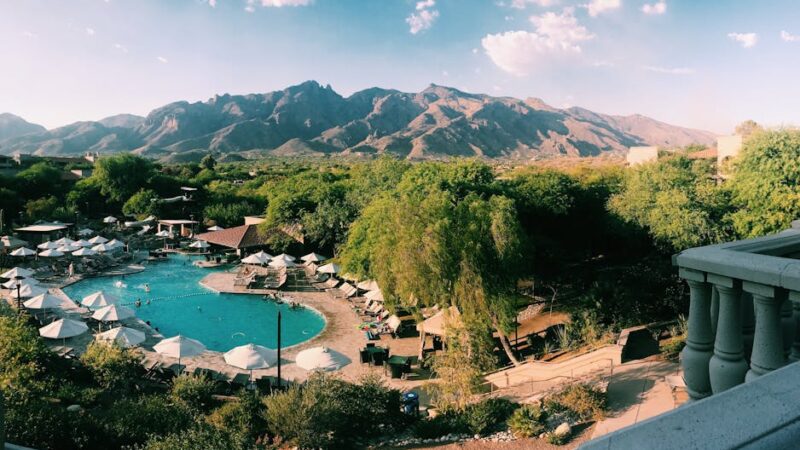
top-left (62, 254), bottom-right (326, 352)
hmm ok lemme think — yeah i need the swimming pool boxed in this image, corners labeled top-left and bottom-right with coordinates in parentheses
top-left (62, 254), bottom-right (326, 352)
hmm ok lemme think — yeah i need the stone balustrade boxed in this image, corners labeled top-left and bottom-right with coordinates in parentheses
top-left (676, 224), bottom-right (800, 400)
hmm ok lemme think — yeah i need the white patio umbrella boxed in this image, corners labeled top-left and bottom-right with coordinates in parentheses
top-left (39, 318), bottom-right (89, 345)
top-left (74, 239), bottom-right (93, 247)
top-left (224, 343), bottom-right (278, 381)
top-left (189, 240), bottom-right (209, 249)
top-left (107, 238), bottom-right (124, 248)
top-left (317, 263), bottom-right (341, 274)
top-left (365, 289), bottom-right (385, 302)
top-left (273, 253), bottom-right (296, 262)
top-left (295, 346), bottom-right (349, 371)
top-left (207, 225), bottom-right (225, 231)
top-left (38, 249), bottom-right (64, 258)
top-left (1, 267), bottom-right (34, 279)
top-left (88, 236), bottom-right (108, 244)
top-left (301, 253), bottom-right (327, 263)
top-left (12, 284), bottom-right (46, 299)
top-left (357, 280), bottom-right (380, 291)
top-left (57, 245), bottom-right (80, 253)
top-left (95, 327), bottom-right (146, 348)
top-left (103, 216), bottom-right (118, 224)
top-left (23, 293), bottom-right (62, 310)
top-left (268, 258), bottom-right (296, 268)
top-left (92, 304), bottom-right (136, 323)
top-left (72, 247), bottom-right (97, 257)
top-left (92, 243), bottom-right (114, 253)
top-left (153, 335), bottom-right (206, 365)
top-left (77, 228), bottom-right (94, 236)
top-left (10, 247), bottom-right (37, 257)
top-left (3, 277), bottom-right (38, 289)
top-left (54, 237), bottom-right (75, 246)
top-left (81, 291), bottom-right (119, 309)
top-left (37, 241), bottom-right (59, 250)
top-left (253, 250), bottom-right (273, 260)
top-left (241, 254), bottom-right (268, 265)
top-left (1, 235), bottom-right (28, 249)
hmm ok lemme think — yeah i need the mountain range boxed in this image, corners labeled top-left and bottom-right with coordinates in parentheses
top-left (0, 81), bottom-right (715, 161)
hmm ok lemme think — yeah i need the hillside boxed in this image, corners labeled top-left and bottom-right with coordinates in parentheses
top-left (0, 82), bottom-right (715, 160)
top-left (0, 113), bottom-right (46, 141)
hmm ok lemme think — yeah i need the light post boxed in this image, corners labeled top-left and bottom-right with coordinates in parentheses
top-left (276, 310), bottom-right (282, 390)
top-left (14, 275), bottom-right (24, 312)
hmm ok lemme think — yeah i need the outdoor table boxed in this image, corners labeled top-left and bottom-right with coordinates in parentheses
top-left (363, 346), bottom-right (386, 362)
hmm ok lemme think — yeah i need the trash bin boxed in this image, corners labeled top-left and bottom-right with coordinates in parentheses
top-left (402, 391), bottom-right (420, 415)
top-left (390, 363), bottom-right (404, 379)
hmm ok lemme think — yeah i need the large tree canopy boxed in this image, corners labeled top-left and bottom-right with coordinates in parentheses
top-left (93, 154), bottom-right (156, 203)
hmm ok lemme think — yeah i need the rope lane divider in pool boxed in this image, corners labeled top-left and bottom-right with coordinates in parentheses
top-left (116, 291), bottom-right (211, 306)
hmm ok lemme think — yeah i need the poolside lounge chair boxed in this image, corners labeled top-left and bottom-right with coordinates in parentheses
top-left (315, 277), bottom-right (340, 290)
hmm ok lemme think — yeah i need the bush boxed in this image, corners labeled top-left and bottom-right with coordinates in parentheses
top-left (101, 394), bottom-right (195, 448)
top-left (545, 384), bottom-right (607, 422)
top-left (170, 373), bottom-right (217, 413)
top-left (412, 413), bottom-right (467, 439)
top-left (134, 425), bottom-right (243, 450)
top-left (463, 398), bottom-right (518, 436)
top-left (80, 342), bottom-right (142, 393)
top-left (660, 336), bottom-right (686, 362)
top-left (547, 431), bottom-right (569, 445)
top-left (507, 404), bottom-right (547, 438)
top-left (206, 391), bottom-right (268, 447)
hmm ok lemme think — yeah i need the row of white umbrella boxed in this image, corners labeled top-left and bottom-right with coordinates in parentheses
top-left (240, 251), bottom-right (329, 268)
top-left (19, 236), bottom-right (125, 258)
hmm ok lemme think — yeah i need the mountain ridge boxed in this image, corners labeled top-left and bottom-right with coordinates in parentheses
top-left (0, 81), bottom-right (715, 160)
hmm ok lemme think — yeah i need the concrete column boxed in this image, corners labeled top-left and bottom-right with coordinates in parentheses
top-left (780, 296), bottom-right (795, 358)
top-left (680, 269), bottom-right (713, 400)
top-left (745, 282), bottom-right (787, 382)
top-left (789, 291), bottom-right (800, 362)
top-left (708, 276), bottom-right (748, 393)
top-left (741, 292), bottom-right (755, 361)
top-left (710, 286), bottom-right (720, 336)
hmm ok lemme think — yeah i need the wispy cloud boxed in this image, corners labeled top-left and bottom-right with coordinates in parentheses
top-left (157, 56), bottom-right (169, 63)
top-left (781, 30), bottom-right (800, 42)
top-left (22, 31), bottom-right (38, 38)
top-left (208, 0), bottom-right (217, 7)
top-left (406, 0), bottom-right (439, 34)
top-left (510, 0), bottom-right (558, 8)
top-left (643, 65), bottom-right (695, 75)
top-left (728, 32), bottom-right (758, 48)
top-left (258, 0), bottom-right (312, 6)
top-left (584, 0), bottom-right (621, 17)
top-left (642, 1), bottom-right (666, 15)
top-left (85, 27), bottom-right (96, 36)
top-left (113, 43), bottom-right (128, 53)
top-left (482, 7), bottom-right (594, 75)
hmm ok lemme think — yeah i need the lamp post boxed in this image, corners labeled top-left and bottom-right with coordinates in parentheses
top-left (276, 310), bottom-right (282, 390)
top-left (14, 275), bottom-right (24, 312)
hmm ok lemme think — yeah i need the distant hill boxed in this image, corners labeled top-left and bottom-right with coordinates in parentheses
top-left (0, 113), bottom-right (46, 142)
top-left (0, 82), bottom-right (715, 160)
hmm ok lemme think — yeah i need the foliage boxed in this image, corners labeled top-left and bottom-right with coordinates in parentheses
top-left (507, 404), bottom-right (547, 438)
top-left (122, 188), bottom-right (160, 219)
top-left (203, 201), bottom-right (262, 228)
top-left (24, 196), bottom-right (61, 222)
top-left (101, 395), bottom-right (195, 448)
top-left (412, 413), bottom-right (467, 439)
top-left (0, 310), bottom-right (52, 391)
top-left (206, 391), bottom-right (268, 447)
top-left (729, 129), bottom-right (800, 237)
top-left (93, 154), bottom-right (156, 202)
top-left (133, 425), bottom-right (244, 450)
top-left (547, 431), bottom-right (569, 445)
top-left (80, 342), bottom-right (142, 393)
top-left (16, 162), bottom-right (65, 201)
top-left (463, 398), bottom-right (519, 436)
top-left (544, 383), bottom-right (607, 422)
top-left (262, 372), bottom-right (403, 449)
top-left (170, 373), bottom-right (217, 413)
top-left (200, 154), bottom-right (217, 170)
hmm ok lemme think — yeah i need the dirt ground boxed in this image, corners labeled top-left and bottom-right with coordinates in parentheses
top-left (394, 423), bottom-right (593, 450)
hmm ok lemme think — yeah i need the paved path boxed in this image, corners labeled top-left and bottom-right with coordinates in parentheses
top-left (590, 359), bottom-right (679, 439)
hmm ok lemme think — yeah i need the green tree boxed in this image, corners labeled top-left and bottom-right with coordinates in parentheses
top-left (80, 341), bottom-right (142, 393)
top-left (200, 154), bottom-right (217, 171)
top-left (122, 189), bottom-right (161, 219)
top-left (16, 162), bottom-right (64, 201)
top-left (170, 373), bottom-right (216, 413)
top-left (92, 154), bottom-right (155, 202)
top-left (24, 196), bottom-right (60, 222)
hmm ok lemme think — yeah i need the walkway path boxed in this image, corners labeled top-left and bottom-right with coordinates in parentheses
top-left (590, 359), bottom-right (679, 439)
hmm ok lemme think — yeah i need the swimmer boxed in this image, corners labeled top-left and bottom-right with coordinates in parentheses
top-left (146, 299), bottom-right (151, 305)
top-left (197, 306), bottom-right (202, 312)
top-left (135, 299), bottom-right (142, 308)
top-left (144, 283), bottom-right (150, 293)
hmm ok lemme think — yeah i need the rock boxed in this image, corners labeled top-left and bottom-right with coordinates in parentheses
top-left (539, 432), bottom-right (547, 439)
top-left (554, 422), bottom-right (572, 437)
top-left (474, 434), bottom-right (481, 440)
top-left (66, 404), bottom-right (82, 412)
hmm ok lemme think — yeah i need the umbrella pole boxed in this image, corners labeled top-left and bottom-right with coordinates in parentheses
top-left (277, 310), bottom-right (282, 389)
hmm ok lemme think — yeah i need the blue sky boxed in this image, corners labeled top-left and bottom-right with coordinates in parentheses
top-left (1, 0), bottom-right (799, 133)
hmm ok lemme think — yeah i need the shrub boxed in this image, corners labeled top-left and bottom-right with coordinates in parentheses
top-left (134, 425), bottom-right (243, 450)
top-left (170, 373), bottom-right (217, 413)
top-left (412, 413), bottom-right (467, 439)
top-left (101, 394), bottom-right (195, 448)
top-left (463, 398), bottom-right (518, 436)
top-left (547, 431), bottom-right (569, 445)
top-left (660, 336), bottom-right (686, 362)
top-left (80, 342), bottom-right (142, 393)
top-left (507, 404), bottom-right (547, 438)
top-left (545, 384), bottom-right (607, 422)
top-left (206, 391), bottom-right (268, 446)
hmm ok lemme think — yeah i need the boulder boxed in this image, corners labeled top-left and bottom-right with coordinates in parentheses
top-left (554, 422), bottom-right (571, 437)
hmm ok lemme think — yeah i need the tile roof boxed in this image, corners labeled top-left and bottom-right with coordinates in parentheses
top-left (196, 224), bottom-right (271, 249)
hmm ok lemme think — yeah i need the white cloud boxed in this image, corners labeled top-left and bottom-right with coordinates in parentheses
top-left (472, 47), bottom-right (479, 54)
top-left (257, 0), bottom-right (311, 7)
top-left (728, 32), bottom-right (758, 48)
top-left (510, 0), bottom-right (558, 8)
top-left (22, 31), bottom-right (38, 38)
top-left (641, 1), bottom-right (666, 15)
top-left (208, 0), bottom-right (217, 6)
top-left (406, 1), bottom-right (439, 35)
top-left (113, 43), bottom-right (128, 53)
top-left (157, 56), bottom-right (169, 63)
top-left (85, 27), bottom-right (96, 36)
top-left (442, 70), bottom-right (449, 77)
top-left (482, 8), bottom-right (594, 75)
top-left (642, 65), bottom-right (695, 75)
top-left (781, 30), bottom-right (800, 42)
top-left (584, 0), bottom-right (620, 17)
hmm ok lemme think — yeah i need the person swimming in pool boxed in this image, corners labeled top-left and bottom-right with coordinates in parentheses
top-left (144, 284), bottom-right (150, 293)
top-left (135, 299), bottom-right (142, 308)
top-left (146, 299), bottom-right (151, 305)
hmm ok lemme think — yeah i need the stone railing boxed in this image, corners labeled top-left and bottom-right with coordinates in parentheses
top-left (675, 224), bottom-right (800, 400)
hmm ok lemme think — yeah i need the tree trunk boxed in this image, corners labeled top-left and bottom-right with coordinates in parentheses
top-left (493, 316), bottom-right (521, 366)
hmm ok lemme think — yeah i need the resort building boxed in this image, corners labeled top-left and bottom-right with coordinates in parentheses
top-left (14, 222), bottom-right (72, 245)
top-left (157, 219), bottom-right (198, 238)
top-left (583, 221), bottom-right (800, 448)
top-left (196, 224), bottom-right (273, 256)
top-left (625, 146), bottom-right (659, 166)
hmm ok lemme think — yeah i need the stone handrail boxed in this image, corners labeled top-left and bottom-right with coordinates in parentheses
top-left (675, 227), bottom-right (800, 401)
